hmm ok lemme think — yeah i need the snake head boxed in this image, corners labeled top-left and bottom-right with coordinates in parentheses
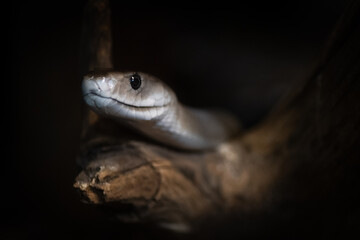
top-left (82, 71), bottom-right (176, 121)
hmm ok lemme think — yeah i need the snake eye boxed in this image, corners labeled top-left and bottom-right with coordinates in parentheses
top-left (130, 73), bottom-right (142, 90)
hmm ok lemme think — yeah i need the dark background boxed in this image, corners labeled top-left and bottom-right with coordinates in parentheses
top-left (9, 0), bottom-right (350, 239)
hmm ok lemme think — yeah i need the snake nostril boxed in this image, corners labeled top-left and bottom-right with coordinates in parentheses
top-left (94, 81), bottom-right (102, 91)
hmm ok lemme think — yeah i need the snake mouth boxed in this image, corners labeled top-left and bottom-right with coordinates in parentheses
top-left (84, 92), bottom-right (169, 110)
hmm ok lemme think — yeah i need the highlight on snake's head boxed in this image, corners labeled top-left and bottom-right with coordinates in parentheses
top-left (82, 71), bottom-right (176, 121)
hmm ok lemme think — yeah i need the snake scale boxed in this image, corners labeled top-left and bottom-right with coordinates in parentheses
top-left (82, 71), bottom-right (240, 150)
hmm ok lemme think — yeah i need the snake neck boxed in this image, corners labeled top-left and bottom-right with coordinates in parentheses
top-left (127, 102), bottom-right (239, 151)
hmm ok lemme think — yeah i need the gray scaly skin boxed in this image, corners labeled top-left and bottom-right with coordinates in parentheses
top-left (82, 71), bottom-right (240, 150)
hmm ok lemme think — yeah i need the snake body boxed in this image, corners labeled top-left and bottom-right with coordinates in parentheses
top-left (82, 71), bottom-right (240, 150)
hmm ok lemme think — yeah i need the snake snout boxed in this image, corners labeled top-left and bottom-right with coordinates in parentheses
top-left (83, 74), bottom-right (116, 96)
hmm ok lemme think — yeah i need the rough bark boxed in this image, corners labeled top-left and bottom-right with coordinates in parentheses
top-left (74, 0), bottom-right (360, 235)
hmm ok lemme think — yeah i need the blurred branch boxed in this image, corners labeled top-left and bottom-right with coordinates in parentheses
top-left (80, 0), bottom-right (112, 75)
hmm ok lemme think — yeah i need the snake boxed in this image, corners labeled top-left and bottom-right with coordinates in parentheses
top-left (82, 71), bottom-right (240, 150)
